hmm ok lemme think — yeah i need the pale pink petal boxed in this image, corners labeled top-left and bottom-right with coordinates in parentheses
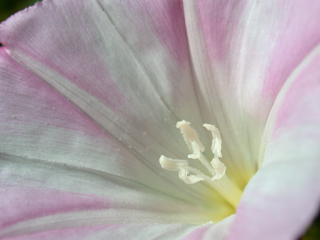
top-left (2, 221), bottom-right (197, 240)
top-left (0, 0), bottom-right (218, 201)
top-left (1, 152), bottom-right (215, 236)
top-left (182, 215), bottom-right (234, 240)
top-left (2, 214), bottom-right (234, 240)
top-left (0, 0), bottom-right (207, 150)
top-left (0, 16), bottom-right (228, 236)
top-left (0, 185), bottom-right (109, 230)
top-left (228, 44), bottom-right (320, 240)
top-left (0, 43), bottom-right (220, 233)
top-left (2, 0), bottom-right (319, 239)
top-left (229, 154), bottom-right (320, 240)
top-left (0, 47), bottom-right (192, 201)
top-left (183, 0), bottom-right (320, 185)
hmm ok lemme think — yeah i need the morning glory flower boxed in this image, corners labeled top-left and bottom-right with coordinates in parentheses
top-left (0, 0), bottom-right (320, 239)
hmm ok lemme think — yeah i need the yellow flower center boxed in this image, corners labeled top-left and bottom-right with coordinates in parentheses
top-left (159, 120), bottom-right (243, 215)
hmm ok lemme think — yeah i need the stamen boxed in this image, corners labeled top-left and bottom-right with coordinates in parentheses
top-left (176, 120), bottom-right (205, 153)
top-left (179, 169), bottom-right (204, 184)
top-left (210, 158), bottom-right (226, 180)
top-left (159, 155), bottom-right (189, 171)
top-left (159, 120), bottom-right (243, 208)
top-left (187, 141), bottom-right (201, 159)
top-left (188, 141), bottom-right (216, 177)
top-left (203, 123), bottom-right (222, 158)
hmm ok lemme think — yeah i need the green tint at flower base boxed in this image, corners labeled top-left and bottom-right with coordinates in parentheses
top-left (160, 120), bottom-right (253, 222)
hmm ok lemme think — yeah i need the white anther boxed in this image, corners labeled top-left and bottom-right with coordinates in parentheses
top-left (203, 123), bottom-right (222, 158)
top-left (211, 158), bottom-right (226, 180)
top-left (159, 155), bottom-right (189, 171)
top-left (176, 120), bottom-right (205, 153)
top-left (178, 169), bottom-right (204, 184)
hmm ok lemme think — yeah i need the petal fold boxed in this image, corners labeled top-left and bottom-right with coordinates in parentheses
top-left (228, 43), bottom-right (320, 240)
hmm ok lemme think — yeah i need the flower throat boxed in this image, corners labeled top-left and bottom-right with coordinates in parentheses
top-left (159, 120), bottom-right (242, 208)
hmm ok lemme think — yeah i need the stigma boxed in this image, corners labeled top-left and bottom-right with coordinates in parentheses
top-left (159, 120), bottom-right (242, 208)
